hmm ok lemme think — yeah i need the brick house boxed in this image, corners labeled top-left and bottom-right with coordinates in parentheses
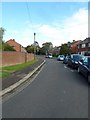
top-left (77, 37), bottom-right (90, 55)
top-left (70, 40), bottom-right (81, 54)
top-left (6, 39), bottom-right (26, 52)
top-left (52, 46), bottom-right (61, 56)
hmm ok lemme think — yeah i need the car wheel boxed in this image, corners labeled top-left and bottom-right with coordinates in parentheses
top-left (72, 64), bottom-right (74, 69)
top-left (78, 67), bottom-right (80, 73)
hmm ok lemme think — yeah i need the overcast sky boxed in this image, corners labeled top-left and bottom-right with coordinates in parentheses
top-left (2, 2), bottom-right (89, 47)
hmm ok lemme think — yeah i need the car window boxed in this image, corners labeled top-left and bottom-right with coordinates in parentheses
top-left (71, 55), bottom-right (73, 59)
top-left (73, 55), bottom-right (80, 61)
top-left (60, 55), bottom-right (64, 57)
top-left (83, 58), bottom-right (88, 63)
top-left (83, 57), bottom-right (88, 64)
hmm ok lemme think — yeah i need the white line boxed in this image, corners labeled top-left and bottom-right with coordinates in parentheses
top-left (64, 65), bottom-right (67, 68)
top-left (70, 69), bottom-right (74, 72)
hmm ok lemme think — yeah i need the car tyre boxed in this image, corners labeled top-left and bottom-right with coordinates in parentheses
top-left (72, 64), bottom-right (74, 69)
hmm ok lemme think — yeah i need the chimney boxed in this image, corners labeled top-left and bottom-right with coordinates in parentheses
top-left (13, 39), bottom-right (15, 41)
top-left (73, 40), bottom-right (75, 42)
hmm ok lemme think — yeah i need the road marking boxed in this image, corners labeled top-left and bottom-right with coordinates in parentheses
top-left (64, 65), bottom-right (76, 73)
top-left (64, 65), bottom-right (67, 68)
top-left (70, 69), bottom-right (74, 72)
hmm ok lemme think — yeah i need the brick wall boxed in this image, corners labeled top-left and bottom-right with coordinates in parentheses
top-left (78, 43), bottom-right (89, 53)
top-left (0, 52), bottom-right (34, 67)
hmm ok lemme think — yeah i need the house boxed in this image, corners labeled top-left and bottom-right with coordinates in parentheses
top-left (51, 46), bottom-right (61, 56)
top-left (6, 39), bottom-right (26, 52)
top-left (77, 37), bottom-right (90, 56)
top-left (70, 40), bottom-right (81, 54)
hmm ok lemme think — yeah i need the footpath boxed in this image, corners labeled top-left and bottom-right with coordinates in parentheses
top-left (0, 58), bottom-right (45, 96)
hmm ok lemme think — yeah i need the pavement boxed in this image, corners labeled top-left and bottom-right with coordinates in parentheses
top-left (0, 58), bottom-right (45, 96)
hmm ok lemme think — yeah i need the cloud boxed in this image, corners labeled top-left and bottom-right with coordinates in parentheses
top-left (36, 8), bottom-right (88, 47)
top-left (63, 8), bottom-right (88, 41)
top-left (4, 8), bottom-right (88, 47)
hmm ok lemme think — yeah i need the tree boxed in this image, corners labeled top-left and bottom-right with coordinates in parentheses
top-left (0, 27), bottom-right (15, 51)
top-left (60, 44), bottom-right (70, 55)
top-left (2, 41), bottom-right (16, 51)
top-left (0, 27), bottom-right (6, 41)
top-left (0, 27), bottom-right (6, 51)
top-left (39, 46), bottom-right (47, 55)
top-left (41, 42), bottom-right (53, 55)
top-left (25, 45), bottom-right (34, 53)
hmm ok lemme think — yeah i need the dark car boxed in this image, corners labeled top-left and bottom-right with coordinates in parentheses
top-left (63, 56), bottom-right (69, 64)
top-left (78, 56), bottom-right (90, 83)
top-left (67, 54), bottom-right (83, 69)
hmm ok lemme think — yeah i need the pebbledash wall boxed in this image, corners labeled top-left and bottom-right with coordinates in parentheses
top-left (1, 51), bottom-right (34, 67)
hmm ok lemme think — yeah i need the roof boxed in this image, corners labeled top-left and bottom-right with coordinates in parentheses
top-left (6, 39), bottom-right (21, 46)
top-left (78, 37), bottom-right (90, 45)
top-left (71, 40), bottom-right (81, 45)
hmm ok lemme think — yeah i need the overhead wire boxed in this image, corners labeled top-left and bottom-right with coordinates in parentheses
top-left (25, 0), bottom-right (35, 33)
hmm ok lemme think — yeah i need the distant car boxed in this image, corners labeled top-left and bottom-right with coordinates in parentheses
top-left (57, 55), bottom-right (64, 61)
top-left (63, 56), bottom-right (69, 64)
top-left (48, 54), bottom-right (53, 58)
top-left (45, 54), bottom-right (52, 58)
top-left (67, 54), bottom-right (83, 69)
top-left (78, 56), bottom-right (90, 83)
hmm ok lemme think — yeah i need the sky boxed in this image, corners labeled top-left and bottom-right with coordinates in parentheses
top-left (2, 1), bottom-right (89, 47)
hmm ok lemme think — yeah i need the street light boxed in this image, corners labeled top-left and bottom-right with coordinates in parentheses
top-left (34, 33), bottom-right (36, 60)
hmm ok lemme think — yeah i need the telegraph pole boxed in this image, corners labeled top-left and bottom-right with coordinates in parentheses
top-left (34, 33), bottom-right (36, 60)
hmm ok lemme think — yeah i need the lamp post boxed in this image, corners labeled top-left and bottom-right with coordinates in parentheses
top-left (34, 33), bottom-right (36, 60)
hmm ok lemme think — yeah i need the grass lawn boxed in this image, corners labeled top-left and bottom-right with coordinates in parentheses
top-left (1, 59), bottom-right (38, 78)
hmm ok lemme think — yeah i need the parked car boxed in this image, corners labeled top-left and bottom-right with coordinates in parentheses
top-left (45, 54), bottom-right (52, 58)
top-left (78, 56), bottom-right (90, 83)
top-left (63, 55), bottom-right (69, 64)
top-left (57, 55), bottom-right (65, 61)
top-left (67, 54), bottom-right (83, 69)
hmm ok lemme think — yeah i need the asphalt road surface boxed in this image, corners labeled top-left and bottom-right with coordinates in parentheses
top-left (2, 58), bottom-right (88, 118)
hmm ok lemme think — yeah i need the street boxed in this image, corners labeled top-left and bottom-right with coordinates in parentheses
top-left (2, 58), bottom-right (88, 118)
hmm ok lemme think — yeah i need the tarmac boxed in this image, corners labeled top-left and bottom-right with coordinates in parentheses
top-left (0, 58), bottom-right (45, 96)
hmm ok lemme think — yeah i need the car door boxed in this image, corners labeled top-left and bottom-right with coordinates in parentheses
top-left (69, 55), bottom-right (73, 66)
top-left (81, 57), bottom-right (88, 77)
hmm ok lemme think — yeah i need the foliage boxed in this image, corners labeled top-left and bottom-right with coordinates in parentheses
top-left (25, 44), bottom-right (40, 55)
top-left (25, 45), bottom-right (34, 53)
top-left (0, 27), bottom-right (6, 51)
top-left (40, 42), bottom-right (53, 55)
top-left (2, 41), bottom-right (16, 51)
top-left (39, 47), bottom-right (47, 55)
top-left (42, 42), bottom-right (53, 49)
top-left (0, 27), bottom-right (6, 40)
top-left (60, 44), bottom-right (70, 55)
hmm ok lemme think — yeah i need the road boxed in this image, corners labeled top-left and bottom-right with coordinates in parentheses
top-left (2, 58), bottom-right (88, 118)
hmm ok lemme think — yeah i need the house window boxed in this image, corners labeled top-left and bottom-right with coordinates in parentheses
top-left (82, 43), bottom-right (86, 48)
top-left (88, 43), bottom-right (90, 47)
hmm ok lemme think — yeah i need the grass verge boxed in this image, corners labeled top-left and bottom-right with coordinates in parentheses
top-left (1, 59), bottom-right (38, 78)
